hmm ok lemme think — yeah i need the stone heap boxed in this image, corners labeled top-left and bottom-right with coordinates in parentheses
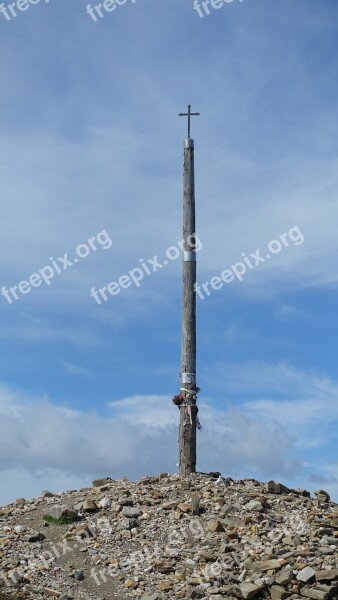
top-left (0, 473), bottom-right (337, 600)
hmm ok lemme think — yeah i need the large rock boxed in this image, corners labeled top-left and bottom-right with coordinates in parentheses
top-left (191, 497), bottom-right (200, 516)
top-left (120, 517), bottom-right (139, 530)
top-left (252, 559), bottom-right (283, 572)
top-left (266, 481), bottom-right (290, 494)
top-left (119, 495), bottom-right (134, 506)
top-left (314, 489), bottom-right (330, 503)
top-left (73, 498), bottom-right (98, 512)
top-left (296, 567), bottom-right (316, 582)
top-left (270, 585), bottom-right (290, 600)
top-left (92, 477), bottom-right (113, 488)
top-left (177, 502), bottom-right (190, 513)
top-left (44, 588), bottom-right (63, 597)
top-left (275, 569), bottom-right (294, 585)
top-left (41, 490), bottom-right (55, 498)
top-left (98, 497), bottom-right (111, 509)
top-left (161, 501), bottom-right (177, 510)
top-left (122, 506), bottom-right (142, 518)
top-left (82, 498), bottom-right (98, 512)
top-left (245, 499), bottom-right (264, 512)
top-left (239, 582), bottom-right (265, 599)
top-left (299, 588), bottom-right (330, 600)
top-left (45, 505), bottom-right (78, 520)
top-left (208, 519), bottom-right (224, 533)
top-left (158, 582), bottom-right (173, 591)
top-left (223, 516), bottom-right (246, 528)
top-left (315, 569), bottom-right (338, 582)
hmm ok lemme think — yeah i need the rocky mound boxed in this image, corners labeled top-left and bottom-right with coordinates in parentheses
top-left (0, 473), bottom-right (337, 600)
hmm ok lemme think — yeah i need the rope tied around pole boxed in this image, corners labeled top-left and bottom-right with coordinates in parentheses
top-left (172, 387), bottom-right (202, 429)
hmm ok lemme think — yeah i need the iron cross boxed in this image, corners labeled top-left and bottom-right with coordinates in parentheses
top-left (179, 104), bottom-right (200, 138)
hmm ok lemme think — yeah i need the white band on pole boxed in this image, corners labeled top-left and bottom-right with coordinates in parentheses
top-left (183, 251), bottom-right (196, 262)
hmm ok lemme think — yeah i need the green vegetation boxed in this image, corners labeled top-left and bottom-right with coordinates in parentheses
top-left (43, 514), bottom-right (78, 525)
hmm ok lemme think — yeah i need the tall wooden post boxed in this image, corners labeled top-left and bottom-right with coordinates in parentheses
top-left (178, 105), bottom-right (200, 475)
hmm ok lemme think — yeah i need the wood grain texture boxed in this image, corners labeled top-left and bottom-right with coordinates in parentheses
top-left (179, 142), bottom-right (197, 475)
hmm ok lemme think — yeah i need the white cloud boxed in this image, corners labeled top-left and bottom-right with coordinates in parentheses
top-left (1, 101), bottom-right (338, 326)
top-left (108, 395), bottom-right (177, 428)
top-left (0, 383), bottom-right (303, 506)
top-left (206, 361), bottom-right (336, 398)
top-left (206, 361), bottom-right (338, 431)
top-left (1, 360), bottom-right (337, 504)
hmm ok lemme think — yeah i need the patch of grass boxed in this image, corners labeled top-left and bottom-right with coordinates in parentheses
top-left (43, 514), bottom-right (79, 525)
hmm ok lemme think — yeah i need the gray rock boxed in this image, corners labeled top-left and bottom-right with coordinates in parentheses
top-left (275, 569), bottom-right (294, 585)
top-left (186, 558), bottom-right (197, 568)
top-left (191, 496), bottom-right (200, 516)
top-left (73, 498), bottom-right (99, 512)
top-left (293, 488), bottom-right (311, 497)
top-left (314, 490), bottom-right (330, 503)
top-left (316, 583), bottom-right (338, 594)
top-left (296, 567), bottom-right (316, 583)
top-left (119, 496), bottom-right (134, 506)
top-left (270, 585), bottom-right (291, 600)
top-left (189, 590), bottom-right (204, 599)
top-left (318, 546), bottom-right (334, 555)
top-left (223, 516), bottom-right (246, 528)
top-left (252, 559), bottom-right (283, 572)
top-left (221, 503), bottom-right (234, 515)
top-left (98, 497), bottom-right (111, 509)
top-left (59, 593), bottom-right (74, 600)
top-left (45, 505), bottom-right (78, 520)
top-left (120, 517), bottom-right (139, 529)
top-left (245, 500), bottom-right (264, 512)
top-left (92, 477), bottom-right (113, 488)
top-left (41, 490), bottom-right (54, 498)
top-left (239, 582), bottom-right (265, 599)
top-left (122, 506), bottom-right (141, 518)
top-left (299, 588), bottom-right (329, 600)
top-left (82, 498), bottom-right (98, 512)
top-left (282, 535), bottom-right (300, 547)
top-left (266, 481), bottom-right (290, 494)
top-left (208, 519), bottom-right (225, 533)
top-left (27, 532), bottom-right (46, 543)
top-left (75, 525), bottom-right (94, 539)
top-left (315, 569), bottom-right (338, 582)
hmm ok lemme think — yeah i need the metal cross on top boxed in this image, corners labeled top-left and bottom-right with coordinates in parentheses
top-left (179, 104), bottom-right (200, 138)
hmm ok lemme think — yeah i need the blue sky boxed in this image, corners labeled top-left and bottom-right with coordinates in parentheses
top-left (1, 0), bottom-right (338, 504)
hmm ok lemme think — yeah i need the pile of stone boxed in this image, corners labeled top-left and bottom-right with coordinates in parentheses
top-left (0, 474), bottom-right (337, 600)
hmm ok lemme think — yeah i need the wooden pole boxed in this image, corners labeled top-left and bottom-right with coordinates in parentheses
top-left (179, 136), bottom-right (197, 475)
